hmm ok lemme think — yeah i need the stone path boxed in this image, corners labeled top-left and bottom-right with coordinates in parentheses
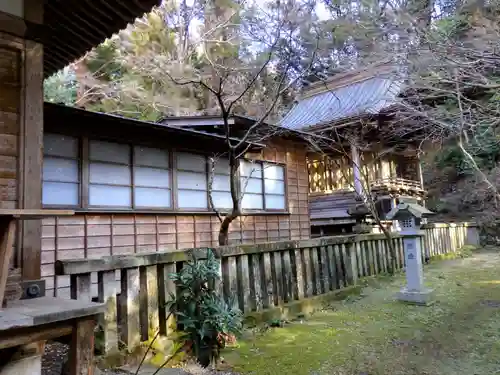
top-left (119, 364), bottom-right (190, 375)
top-left (119, 362), bottom-right (237, 375)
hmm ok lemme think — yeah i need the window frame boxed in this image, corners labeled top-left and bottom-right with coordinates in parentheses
top-left (175, 150), bottom-right (209, 212)
top-left (206, 157), bottom-right (233, 212)
top-left (239, 158), bottom-right (288, 213)
top-left (42, 133), bottom-right (81, 208)
top-left (132, 145), bottom-right (172, 209)
top-left (87, 139), bottom-right (134, 209)
top-left (42, 133), bottom-right (289, 214)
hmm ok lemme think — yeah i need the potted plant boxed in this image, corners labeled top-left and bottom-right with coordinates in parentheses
top-left (166, 249), bottom-right (242, 367)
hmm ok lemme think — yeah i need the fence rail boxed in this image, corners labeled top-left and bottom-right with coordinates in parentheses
top-left (55, 222), bottom-right (478, 354)
top-left (371, 177), bottom-right (424, 192)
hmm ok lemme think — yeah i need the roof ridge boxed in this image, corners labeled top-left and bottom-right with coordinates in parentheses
top-left (301, 60), bottom-right (396, 99)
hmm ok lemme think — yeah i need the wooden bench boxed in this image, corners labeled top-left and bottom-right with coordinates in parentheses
top-left (0, 297), bottom-right (104, 375)
top-left (0, 209), bottom-right (104, 375)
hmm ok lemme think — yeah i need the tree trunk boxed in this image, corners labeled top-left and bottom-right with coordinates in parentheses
top-left (217, 152), bottom-right (240, 246)
top-left (218, 214), bottom-right (236, 246)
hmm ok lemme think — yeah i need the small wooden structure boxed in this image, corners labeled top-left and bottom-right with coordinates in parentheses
top-left (40, 103), bottom-right (310, 299)
top-left (279, 62), bottom-right (427, 235)
top-left (0, 298), bottom-right (104, 375)
top-left (0, 209), bottom-right (105, 375)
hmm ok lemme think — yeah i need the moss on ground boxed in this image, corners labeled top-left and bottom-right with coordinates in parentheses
top-left (223, 250), bottom-right (500, 375)
top-left (430, 244), bottom-right (479, 261)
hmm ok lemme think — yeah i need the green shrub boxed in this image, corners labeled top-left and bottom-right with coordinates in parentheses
top-left (166, 250), bottom-right (243, 367)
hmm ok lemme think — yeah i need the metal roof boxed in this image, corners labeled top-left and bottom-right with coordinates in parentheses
top-left (279, 77), bottom-right (403, 130)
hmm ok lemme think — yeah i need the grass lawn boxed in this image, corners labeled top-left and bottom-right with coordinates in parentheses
top-left (223, 250), bottom-right (500, 375)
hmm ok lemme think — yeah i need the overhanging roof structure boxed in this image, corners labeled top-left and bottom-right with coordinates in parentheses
top-left (43, 0), bottom-right (161, 77)
top-left (279, 62), bottom-right (403, 131)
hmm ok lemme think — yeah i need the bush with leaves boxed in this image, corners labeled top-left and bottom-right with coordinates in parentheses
top-left (166, 250), bottom-right (242, 367)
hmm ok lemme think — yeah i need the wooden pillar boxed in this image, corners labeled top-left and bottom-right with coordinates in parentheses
top-left (20, 1), bottom-right (43, 281)
top-left (0, 1), bottom-right (44, 280)
top-left (350, 143), bottom-right (364, 200)
top-left (69, 318), bottom-right (96, 375)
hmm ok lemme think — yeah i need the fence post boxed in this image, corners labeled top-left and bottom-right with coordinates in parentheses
top-left (466, 224), bottom-right (480, 246)
top-left (344, 241), bottom-right (358, 286)
top-left (97, 270), bottom-right (118, 354)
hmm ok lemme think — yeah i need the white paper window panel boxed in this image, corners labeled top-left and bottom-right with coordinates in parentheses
top-left (177, 189), bottom-right (208, 208)
top-left (89, 163), bottom-right (131, 185)
top-left (134, 187), bottom-right (171, 208)
top-left (265, 194), bottom-right (286, 210)
top-left (177, 171), bottom-right (207, 190)
top-left (263, 163), bottom-right (285, 180)
top-left (240, 160), bottom-right (262, 178)
top-left (43, 157), bottom-right (79, 183)
top-left (89, 185), bottom-right (131, 207)
top-left (240, 177), bottom-right (262, 194)
top-left (42, 182), bottom-right (79, 206)
top-left (134, 167), bottom-right (170, 188)
top-left (44, 134), bottom-right (78, 158)
top-left (264, 179), bottom-right (285, 195)
top-left (89, 140), bottom-right (130, 164)
top-left (212, 174), bottom-right (230, 192)
top-left (0, 0), bottom-right (23, 17)
top-left (241, 193), bottom-right (264, 209)
top-left (210, 191), bottom-right (232, 209)
top-left (176, 152), bottom-right (206, 172)
top-left (211, 158), bottom-right (230, 175)
top-left (134, 146), bottom-right (169, 168)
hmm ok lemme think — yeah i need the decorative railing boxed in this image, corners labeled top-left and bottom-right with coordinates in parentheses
top-left (55, 223), bottom-right (478, 355)
top-left (371, 177), bottom-right (424, 192)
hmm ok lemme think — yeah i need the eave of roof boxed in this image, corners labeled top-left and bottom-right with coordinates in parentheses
top-left (161, 113), bottom-right (326, 145)
top-left (44, 0), bottom-right (160, 77)
top-left (160, 114), bottom-right (258, 127)
top-left (44, 102), bottom-right (265, 149)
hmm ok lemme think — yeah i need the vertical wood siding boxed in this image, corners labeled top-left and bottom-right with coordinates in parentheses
top-left (42, 139), bottom-right (311, 297)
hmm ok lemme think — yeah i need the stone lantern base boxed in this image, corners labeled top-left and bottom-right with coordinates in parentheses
top-left (396, 287), bottom-right (434, 306)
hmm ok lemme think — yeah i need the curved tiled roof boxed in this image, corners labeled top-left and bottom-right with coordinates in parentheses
top-left (279, 76), bottom-right (402, 130)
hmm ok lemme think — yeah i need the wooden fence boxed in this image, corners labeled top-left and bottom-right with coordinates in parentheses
top-left (54, 222), bottom-right (478, 354)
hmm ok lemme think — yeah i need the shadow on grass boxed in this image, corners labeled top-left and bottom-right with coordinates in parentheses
top-left (223, 251), bottom-right (500, 375)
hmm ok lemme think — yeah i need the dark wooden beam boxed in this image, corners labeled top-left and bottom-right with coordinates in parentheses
top-left (0, 11), bottom-right (45, 44)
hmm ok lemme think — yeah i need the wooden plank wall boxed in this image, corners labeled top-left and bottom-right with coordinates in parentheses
top-left (0, 37), bottom-right (22, 274)
top-left (308, 151), bottom-right (421, 194)
top-left (42, 140), bottom-right (311, 298)
top-left (0, 24), bottom-right (44, 280)
top-left (0, 45), bottom-right (20, 210)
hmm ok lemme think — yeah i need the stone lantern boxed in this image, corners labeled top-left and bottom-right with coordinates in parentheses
top-left (386, 202), bottom-right (434, 305)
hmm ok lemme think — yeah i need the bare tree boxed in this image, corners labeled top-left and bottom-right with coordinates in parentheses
top-left (108, 1), bottom-right (321, 245)
top-left (384, 8), bottom-right (500, 231)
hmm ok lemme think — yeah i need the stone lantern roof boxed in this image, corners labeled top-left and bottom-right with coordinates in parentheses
top-left (386, 202), bottom-right (434, 220)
